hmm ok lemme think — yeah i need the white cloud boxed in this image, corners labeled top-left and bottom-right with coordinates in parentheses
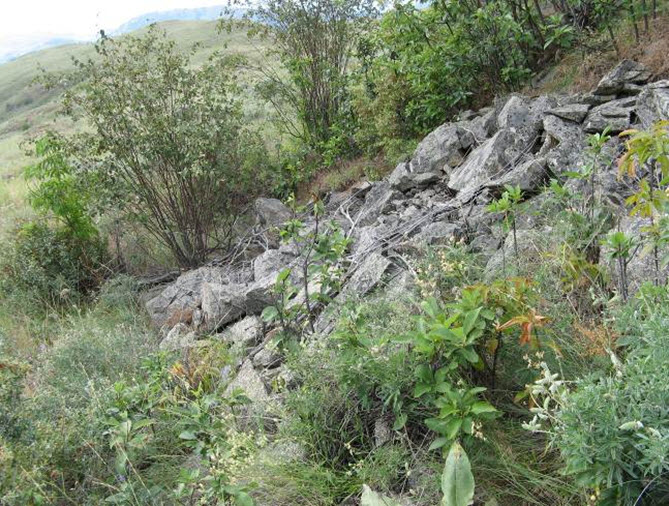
top-left (0, 0), bottom-right (226, 60)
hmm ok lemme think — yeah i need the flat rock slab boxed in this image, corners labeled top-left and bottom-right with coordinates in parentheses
top-left (341, 251), bottom-right (392, 298)
top-left (225, 360), bottom-right (269, 404)
top-left (546, 104), bottom-right (590, 123)
top-left (594, 59), bottom-right (652, 96)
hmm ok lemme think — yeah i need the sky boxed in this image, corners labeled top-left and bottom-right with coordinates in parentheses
top-left (0, 0), bottom-right (226, 61)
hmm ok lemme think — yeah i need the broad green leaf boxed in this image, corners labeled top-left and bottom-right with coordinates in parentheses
top-left (445, 418), bottom-right (463, 440)
top-left (429, 437), bottom-right (450, 451)
top-left (179, 430), bottom-right (198, 440)
top-left (470, 401), bottom-right (497, 415)
top-left (441, 442), bottom-right (475, 506)
top-left (460, 347), bottom-right (480, 364)
top-left (261, 306), bottom-right (279, 323)
top-left (462, 308), bottom-right (482, 335)
top-left (414, 382), bottom-right (432, 398)
top-left (425, 417), bottom-right (448, 433)
top-left (234, 491), bottom-right (255, 506)
top-left (415, 364), bottom-right (433, 383)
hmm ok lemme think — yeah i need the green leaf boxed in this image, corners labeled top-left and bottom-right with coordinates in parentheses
top-left (179, 430), bottom-right (198, 440)
top-left (392, 413), bottom-right (408, 430)
top-left (277, 268), bottom-right (292, 283)
top-left (429, 437), bottom-right (450, 451)
top-left (414, 383), bottom-right (432, 398)
top-left (460, 347), bottom-right (480, 364)
top-left (415, 364), bottom-right (433, 383)
top-left (441, 442), bottom-right (475, 506)
top-left (445, 418), bottom-right (463, 440)
top-left (470, 401), bottom-right (497, 415)
top-left (132, 418), bottom-right (154, 430)
top-left (261, 306), bottom-right (279, 323)
top-left (234, 491), bottom-right (255, 506)
top-left (361, 484), bottom-right (403, 506)
top-left (425, 417), bottom-right (448, 433)
top-left (463, 308), bottom-right (482, 335)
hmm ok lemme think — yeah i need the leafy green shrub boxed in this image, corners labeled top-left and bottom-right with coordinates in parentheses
top-left (237, 0), bottom-right (378, 149)
top-left (54, 27), bottom-right (271, 268)
top-left (0, 222), bottom-right (107, 305)
top-left (25, 132), bottom-right (98, 240)
top-left (526, 287), bottom-right (669, 504)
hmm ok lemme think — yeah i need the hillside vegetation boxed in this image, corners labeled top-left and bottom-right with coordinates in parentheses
top-left (0, 20), bottom-right (265, 238)
top-left (2, 1), bottom-right (669, 505)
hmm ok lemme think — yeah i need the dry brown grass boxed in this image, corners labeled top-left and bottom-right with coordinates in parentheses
top-left (297, 154), bottom-right (394, 202)
top-left (529, 14), bottom-right (669, 96)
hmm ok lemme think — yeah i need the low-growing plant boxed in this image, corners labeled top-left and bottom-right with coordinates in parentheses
top-left (362, 441), bottom-right (475, 506)
top-left (262, 197), bottom-right (350, 336)
top-left (0, 221), bottom-right (108, 306)
top-left (602, 230), bottom-right (637, 301)
top-left (487, 184), bottom-right (524, 272)
top-left (524, 291), bottom-right (669, 504)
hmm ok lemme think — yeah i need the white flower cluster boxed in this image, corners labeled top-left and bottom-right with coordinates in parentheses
top-left (521, 362), bottom-right (567, 433)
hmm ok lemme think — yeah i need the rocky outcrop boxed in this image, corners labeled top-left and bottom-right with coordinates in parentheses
top-left (389, 124), bottom-right (476, 191)
top-left (636, 80), bottom-right (669, 126)
top-left (254, 198), bottom-right (292, 227)
top-left (146, 266), bottom-right (240, 328)
top-left (593, 60), bottom-right (652, 96)
top-left (583, 97), bottom-right (637, 134)
top-left (216, 315), bottom-right (264, 348)
top-left (225, 360), bottom-right (270, 404)
top-left (145, 60), bottom-right (668, 412)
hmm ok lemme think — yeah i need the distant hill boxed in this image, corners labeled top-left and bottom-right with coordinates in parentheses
top-left (0, 5), bottom-right (247, 64)
top-left (112, 5), bottom-right (244, 35)
top-left (0, 36), bottom-right (84, 65)
top-left (0, 19), bottom-right (261, 176)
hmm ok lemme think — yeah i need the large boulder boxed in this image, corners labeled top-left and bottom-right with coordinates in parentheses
top-left (357, 181), bottom-right (402, 226)
top-left (253, 244), bottom-right (299, 281)
top-left (448, 129), bottom-right (518, 193)
top-left (546, 103), bottom-right (590, 123)
top-left (487, 158), bottom-right (549, 193)
top-left (388, 125), bottom-right (475, 191)
top-left (583, 97), bottom-right (637, 134)
top-left (217, 315), bottom-right (264, 348)
top-left (593, 60), bottom-right (652, 96)
top-left (159, 323), bottom-right (197, 351)
top-left (498, 94), bottom-right (555, 137)
top-left (200, 282), bottom-right (247, 332)
top-left (145, 267), bottom-right (229, 329)
top-left (414, 221), bottom-right (460, 245)
top-left (636, 80), bottom-right (669, 127)
top-left (254, 198), bottom-right (292, 227)
top-left (225, 360), bottom-right (269, 404)
top-left (541, 114), bottom-right (587, 173)
top-left (341, 252), bottom-right (392, 298)
top-left (497, 95), bottom-right (530, 130)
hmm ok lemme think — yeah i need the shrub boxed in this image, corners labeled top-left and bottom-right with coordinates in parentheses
top-left (0, 222), bottom-right (107, 305)
top-left (237, 0), bottom-right (379, 149)
top-left (526, 286), bottom-right (669, 504)
top-left (24, 132), bottom-right (98, 240)
top-left (55, 27), bottom-right (270, 268)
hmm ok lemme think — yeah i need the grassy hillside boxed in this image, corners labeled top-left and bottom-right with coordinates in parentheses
top-left (0, 20), bottom-right (263, 236)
